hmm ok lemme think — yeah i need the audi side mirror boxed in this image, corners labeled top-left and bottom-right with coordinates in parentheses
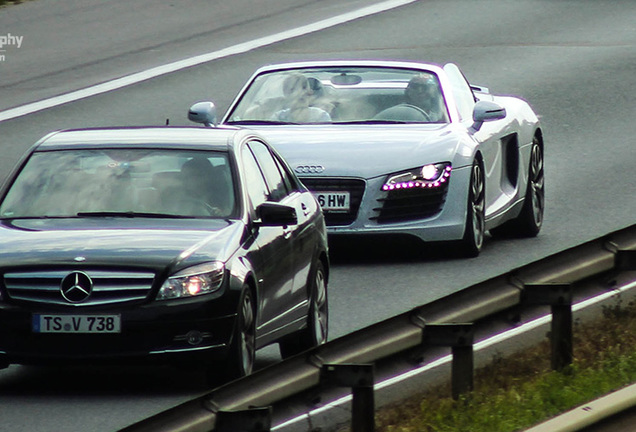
top-left (188, 101), bottom-right (218, 127)
top-left (470, 100), bottom-right (506, 132)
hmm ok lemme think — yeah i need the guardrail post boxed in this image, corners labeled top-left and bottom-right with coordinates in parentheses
top-left (215, 407), bottom-right (271, 432)
top-left (616, 250), bottom-right (636, 270)
top-left (523, 283), bottom-right (573, 371)
top-left (321, 364), bottom-right (375, 432)
top-left (424, 323), bottom-right (474, 400)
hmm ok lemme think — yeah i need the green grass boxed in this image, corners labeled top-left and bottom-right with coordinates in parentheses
top-left (364, 302), bottom-right (636, 432)
top-left (0, 1), bottom-right (27, 8)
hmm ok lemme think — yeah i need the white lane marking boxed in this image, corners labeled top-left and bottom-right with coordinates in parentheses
top-left (273, 281), bottom-right (636, 430)
top-left (0, 0), bottom-right (417, 123)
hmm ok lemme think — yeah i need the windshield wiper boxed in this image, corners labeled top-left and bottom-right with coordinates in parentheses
top-left (226, 120), bottom-right (291, 125)
top-left (333, 119), bottom-right (411, 125)
top-left (76, 211), bottom-right (196, 219)
top-left (0, 215), bottom-right (74, 220)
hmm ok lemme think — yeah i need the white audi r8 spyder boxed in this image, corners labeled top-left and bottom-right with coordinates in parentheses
top-left (189, 60), bottom-right (545, 257)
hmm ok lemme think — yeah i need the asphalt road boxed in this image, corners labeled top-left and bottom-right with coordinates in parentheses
top-left (0, 0), bottom-right (635, 430)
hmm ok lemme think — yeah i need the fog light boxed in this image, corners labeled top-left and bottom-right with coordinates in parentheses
top-left (186, 330), bottom-right (203, 346)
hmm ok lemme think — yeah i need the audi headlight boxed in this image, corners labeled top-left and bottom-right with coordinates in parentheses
top-left (382, 162), bottom-right (451, 191)
top-left (157, 262), bottom-right (225, 300)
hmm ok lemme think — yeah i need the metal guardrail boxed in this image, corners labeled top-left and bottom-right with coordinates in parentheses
top-left (525, 382), bottom-right (636, 432)
top-left (121, 224), bottom-right (636, 432)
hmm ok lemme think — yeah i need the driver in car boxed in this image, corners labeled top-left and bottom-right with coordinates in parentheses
top-left (404, 73), bottom-right (448, 122)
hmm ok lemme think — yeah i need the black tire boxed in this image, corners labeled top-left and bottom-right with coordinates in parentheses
top-left (490, 136), bottom-right (544, 238)
top-left (455, 158), bottom-right (485, 258)
top-left (279, 261), bottom-right (328, 359)
top-left (216, 287), bottom-right (256, 382)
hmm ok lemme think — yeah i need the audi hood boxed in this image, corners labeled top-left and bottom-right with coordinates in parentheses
top-left (242, 124), bottom-right (469, 178)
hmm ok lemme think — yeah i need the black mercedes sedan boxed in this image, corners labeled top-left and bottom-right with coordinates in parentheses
top-left (0, 126), bottom-right (329, 382)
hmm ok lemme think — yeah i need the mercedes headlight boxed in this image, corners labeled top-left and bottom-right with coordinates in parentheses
top-left (382, 162), bottom-right (451, 191)
top-left (157, 262), bottom-right (225, 300)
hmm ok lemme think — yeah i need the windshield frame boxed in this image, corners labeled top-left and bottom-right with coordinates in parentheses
top-left (224, 65), bottom-right (451, 126)
top-left (0, 147), bottom-right (239, 220)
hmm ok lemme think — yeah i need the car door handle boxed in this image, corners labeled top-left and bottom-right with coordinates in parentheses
top-left (283, 227), bottom-right (293, 240)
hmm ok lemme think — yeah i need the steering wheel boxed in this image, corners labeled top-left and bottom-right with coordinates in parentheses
top-left (399, 104), bottom-right (432, 122)
top-left (373, 104), bottom-right (432, 122)
top-left (179, 196), bottom-right (222, 217)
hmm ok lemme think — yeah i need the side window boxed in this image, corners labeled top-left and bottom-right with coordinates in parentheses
top-left (443, 63), bottom-right (476, 122)
top-left (247, 141), bottom-right (290, 202)
top-left (241, 145), bottom-right (269, 208)
top-left (273, 154), bottom-right (296, 193)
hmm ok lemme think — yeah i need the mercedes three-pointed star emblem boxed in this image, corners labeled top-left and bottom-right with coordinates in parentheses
top-left (60, 271), bottom-right (93, 303)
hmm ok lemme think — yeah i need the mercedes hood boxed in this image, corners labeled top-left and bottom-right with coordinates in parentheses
top-left (0, 218), bottom-right (243, 271)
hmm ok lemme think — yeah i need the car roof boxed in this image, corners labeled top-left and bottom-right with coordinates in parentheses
top-left (250, 59), bottom-right (446, 75)
top-left (34, 126), bottom-right (249, 151)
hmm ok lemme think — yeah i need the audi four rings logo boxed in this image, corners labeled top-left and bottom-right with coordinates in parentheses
top-left (60, 271), bottom-right (93, 303)
top-left (295, 165), bottom-right (325, 174)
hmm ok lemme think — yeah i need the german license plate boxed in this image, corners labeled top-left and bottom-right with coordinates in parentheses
top-left (33, 314), bottom-right (121, 333)
top-left (314, 191), bottom-right (350, 211)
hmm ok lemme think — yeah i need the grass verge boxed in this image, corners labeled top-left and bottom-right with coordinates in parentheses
top-left (362, 301), bottom-right (636, 432)
top-left (0, 1), bottom-right (28, 9)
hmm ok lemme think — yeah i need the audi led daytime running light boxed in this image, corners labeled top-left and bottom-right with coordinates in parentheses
top-left (382, 164), bottom-right (452, 191)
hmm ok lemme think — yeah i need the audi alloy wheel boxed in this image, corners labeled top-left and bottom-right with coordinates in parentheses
top-left (456, 158), bottom-right (485, 257)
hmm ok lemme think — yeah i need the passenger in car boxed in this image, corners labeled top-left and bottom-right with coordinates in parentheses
top-left (272, 74), bottom-right (331, 123)
top-left (307, 77), bottom-right (336, 116)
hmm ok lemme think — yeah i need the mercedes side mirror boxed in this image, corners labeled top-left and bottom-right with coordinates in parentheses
top-left (257, 202), bottom-right (298, 227)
